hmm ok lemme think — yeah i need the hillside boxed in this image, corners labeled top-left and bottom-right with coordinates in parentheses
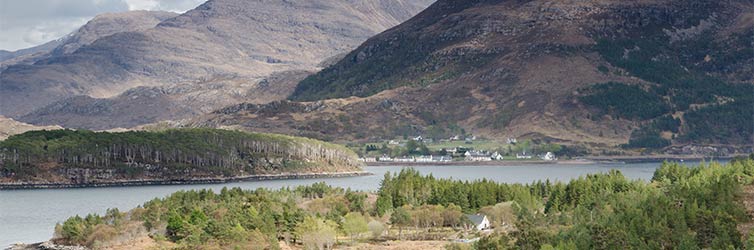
top-left (0, 11), bottom-right (177, 71)
top-left (0, 129), bottom-right (363, 186)
top-left (0, 116), bottom-right (62, 141)
top-left (0, 0), bottom-right (434, 122)
top-left (18, 70), bottom-right (312, 130)
top-left (202, 0), bottom-right (753, 152)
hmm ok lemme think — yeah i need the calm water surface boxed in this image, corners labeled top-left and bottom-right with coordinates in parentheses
top-left (0, 162), bottom-right (710, 246)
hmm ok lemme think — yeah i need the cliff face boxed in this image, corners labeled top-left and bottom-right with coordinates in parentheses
top-left (0, 0), bottom-right (434, 123)
top-left (202, 0), bottom-right (753, 150)
top-left (0, 129), bottom-right (363, 184)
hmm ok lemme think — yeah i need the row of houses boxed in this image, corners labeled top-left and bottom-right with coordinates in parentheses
top-left (359, 155), bottom-right (453, 163)
top-left (359, 150), bottom-right (556, 163)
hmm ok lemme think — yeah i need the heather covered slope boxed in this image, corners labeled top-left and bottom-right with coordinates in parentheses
top-left (0, 0), bottom-right (434, 119)
top-left (204, 0), bottom-right (753, 151)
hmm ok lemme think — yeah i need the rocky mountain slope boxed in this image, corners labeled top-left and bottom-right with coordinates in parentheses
top-left (199, 0), bottom-right (753, 152)
top-left (0, 0), bottom-right (434, 124)
top-left (0, 11), bottom-right (177, 71)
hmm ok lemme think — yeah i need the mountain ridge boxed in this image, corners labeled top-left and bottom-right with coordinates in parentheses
top-left (199, 0), bottom-right (753, 152)
top-left (0, 0), bottom-right (434, 119)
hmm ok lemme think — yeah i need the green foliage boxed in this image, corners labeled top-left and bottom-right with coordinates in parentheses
top-left (342, 212), bottom-right (369, 241)
top-left (594, 29), bottom-right (754, 145)
top-left (58, 159), bottom-right (754, 249)
top-left (623, 126), bottom-right (671, 149)
top-left (579, 82), bottom-right (669, 120)
top-left (682, 98), bottom-right (754, 144)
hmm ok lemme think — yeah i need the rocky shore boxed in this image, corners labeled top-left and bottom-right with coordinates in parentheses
top-left (0, 171), bottom-right (371, 190)
top-left (6, 241), bottom-right (86, 250)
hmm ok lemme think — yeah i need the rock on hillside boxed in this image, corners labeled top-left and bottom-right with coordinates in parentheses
top-left (0, 0), bottom-right (434, 118)
top-left (203, 0), bottom-right (753, 151)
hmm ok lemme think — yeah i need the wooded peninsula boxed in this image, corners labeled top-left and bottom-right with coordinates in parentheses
top-left (0, 129), bottom-right (365, 189)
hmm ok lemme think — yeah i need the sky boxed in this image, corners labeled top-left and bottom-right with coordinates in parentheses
top-left (0, 0), bottom-right (206, 51)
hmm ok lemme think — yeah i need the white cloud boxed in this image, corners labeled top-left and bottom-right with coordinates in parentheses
top-left (0, 0), bottom-right (206, 51)
top-left (125, 0), bottom-right (160, 11)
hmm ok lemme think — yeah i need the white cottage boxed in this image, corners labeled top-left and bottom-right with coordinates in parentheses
top-left (465, 214), bottom-right (491, 231)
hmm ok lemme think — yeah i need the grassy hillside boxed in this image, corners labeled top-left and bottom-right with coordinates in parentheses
top-left (0, 129), bottom-right (362, 183)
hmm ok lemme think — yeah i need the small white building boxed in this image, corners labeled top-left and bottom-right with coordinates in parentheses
top-left (377, 155), bottom-right (394, 162)
top-left (541, 152), bottom-right (557, 161)
top-left (465, 151), bottom-right (492, 162)
top-left (491, 152), bottom-right (504, 161)
top-left (465, 214), bottom-right (491, 231)
top-left (516, 151), bottom-right (533, 159)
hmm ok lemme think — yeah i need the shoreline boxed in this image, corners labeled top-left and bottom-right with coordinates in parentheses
top-left (365, 155), bottom-right (734, 167)
top-left (0, 171), bottom-right (371, 190)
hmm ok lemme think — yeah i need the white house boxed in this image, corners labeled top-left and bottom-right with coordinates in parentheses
top-left (465, 151), bottom-right (492, 161)
top-left (516, 151), bottom-right (533, 159)
top-left (541, 152), bottom-right (557, 161)
top-left (491, 152), bottom-right (504, 161)
top-left (465, 214), bottom-right (491, 231)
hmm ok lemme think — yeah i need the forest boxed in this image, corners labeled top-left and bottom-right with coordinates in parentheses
top-left (53, 156), bottom-right (754, 249)
top-left (587, 28), bottom-right (754, 147)
top-left (0, 129), bottom-right (362, 182)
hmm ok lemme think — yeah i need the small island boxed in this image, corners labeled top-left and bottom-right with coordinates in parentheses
top-left (0, 129), bottom-right (367, 189)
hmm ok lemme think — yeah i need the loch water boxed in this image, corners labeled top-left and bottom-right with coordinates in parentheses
top-left (0, 161), bottom-right (713, 246)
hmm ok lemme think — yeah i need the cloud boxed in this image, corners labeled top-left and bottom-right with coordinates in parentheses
top-left (125, 0), bottom-right (206, 13)
top-left (0, 0), bottom-right (205, 51)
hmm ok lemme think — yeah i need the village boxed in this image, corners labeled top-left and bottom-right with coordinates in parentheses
top-left (356, 135), bottom-right (559, 164)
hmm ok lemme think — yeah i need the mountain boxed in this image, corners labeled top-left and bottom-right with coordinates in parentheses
top-left (0, 0), bottom-right (434, 121)
top-left (0, 129), bottom-right (363, 186)
top-left (200, 0), bottom-right (753, 152)
top-left (0, 11), bottom-right (177, 71)
top-left (18, 70), bottom-right (310, 130)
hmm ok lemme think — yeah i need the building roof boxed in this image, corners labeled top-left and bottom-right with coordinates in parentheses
top-left (466, 214), bottom-right (486, 226)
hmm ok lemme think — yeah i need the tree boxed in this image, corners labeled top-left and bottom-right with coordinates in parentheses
top-left (390, 207), bottom-right (412, 240)
top-left (343, 213), bottom-right (369, 242)
top-left (368, 220), bottom-right (385, 239)
top-left (296, 216), bottom-right (337, 250)
top-left (375, 193), bottom-right (393, 216)
top-left (442, 204), bottom-right (463, 228)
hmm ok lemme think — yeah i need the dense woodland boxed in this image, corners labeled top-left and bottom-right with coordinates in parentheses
top-left (584, 28), bottom-right (754, 148)
top-left (0, 129), bottom-right (362, 181)
top-left (55, 156), bottom-right (754, 249)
